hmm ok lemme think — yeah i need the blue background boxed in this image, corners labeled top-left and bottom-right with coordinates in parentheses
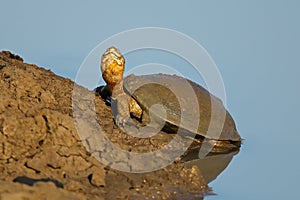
top-left (1, 1), bottom-right (299, 199)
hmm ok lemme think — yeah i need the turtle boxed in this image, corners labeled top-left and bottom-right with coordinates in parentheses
top-left (96, 47), bottom-right (241, 149)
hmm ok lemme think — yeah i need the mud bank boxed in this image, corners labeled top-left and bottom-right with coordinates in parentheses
top-left (0, 51), bottom-right (215, 199)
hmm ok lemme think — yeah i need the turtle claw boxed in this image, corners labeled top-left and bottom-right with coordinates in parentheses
top-left (115, 114), bottom-right (131, 129)
top-left (115, 114), bottom-right (138, 133)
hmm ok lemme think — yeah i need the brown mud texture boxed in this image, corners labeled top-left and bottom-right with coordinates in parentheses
top-left (0, 51), bottom-right (210, 199)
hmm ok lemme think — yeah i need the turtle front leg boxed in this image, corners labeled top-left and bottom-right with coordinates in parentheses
top-left (111, 82), bottom-right (144, 127)
top-left (112, 92), bottom-right (131, 127)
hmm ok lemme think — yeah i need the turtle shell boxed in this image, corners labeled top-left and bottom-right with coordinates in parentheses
top-left (123, 74), bottom-right (241, 141)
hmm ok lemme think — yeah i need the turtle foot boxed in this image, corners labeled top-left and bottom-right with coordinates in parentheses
top-left (115, 114), bottom-right (130, 128)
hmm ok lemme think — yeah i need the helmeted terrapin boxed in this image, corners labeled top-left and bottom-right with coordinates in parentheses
top-left (97, 47), bottom-right (241, 147)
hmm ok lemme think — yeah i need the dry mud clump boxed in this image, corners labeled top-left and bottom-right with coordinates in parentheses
top-left (0, 51), bottom-right (209, 199)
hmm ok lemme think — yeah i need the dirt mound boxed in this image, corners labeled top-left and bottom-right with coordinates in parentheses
top-left (0, 51), bottom-right (209, 199)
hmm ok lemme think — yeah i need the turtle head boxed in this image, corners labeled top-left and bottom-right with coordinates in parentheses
top-left (101, 47), bottom-right (125, 94)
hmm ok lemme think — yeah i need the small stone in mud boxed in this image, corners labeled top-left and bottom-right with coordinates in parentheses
top-left (89, 171), bottom-right (106, 187)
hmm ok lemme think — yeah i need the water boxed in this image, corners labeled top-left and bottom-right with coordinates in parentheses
top-left (183, 150), bottom-right (240, 185)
